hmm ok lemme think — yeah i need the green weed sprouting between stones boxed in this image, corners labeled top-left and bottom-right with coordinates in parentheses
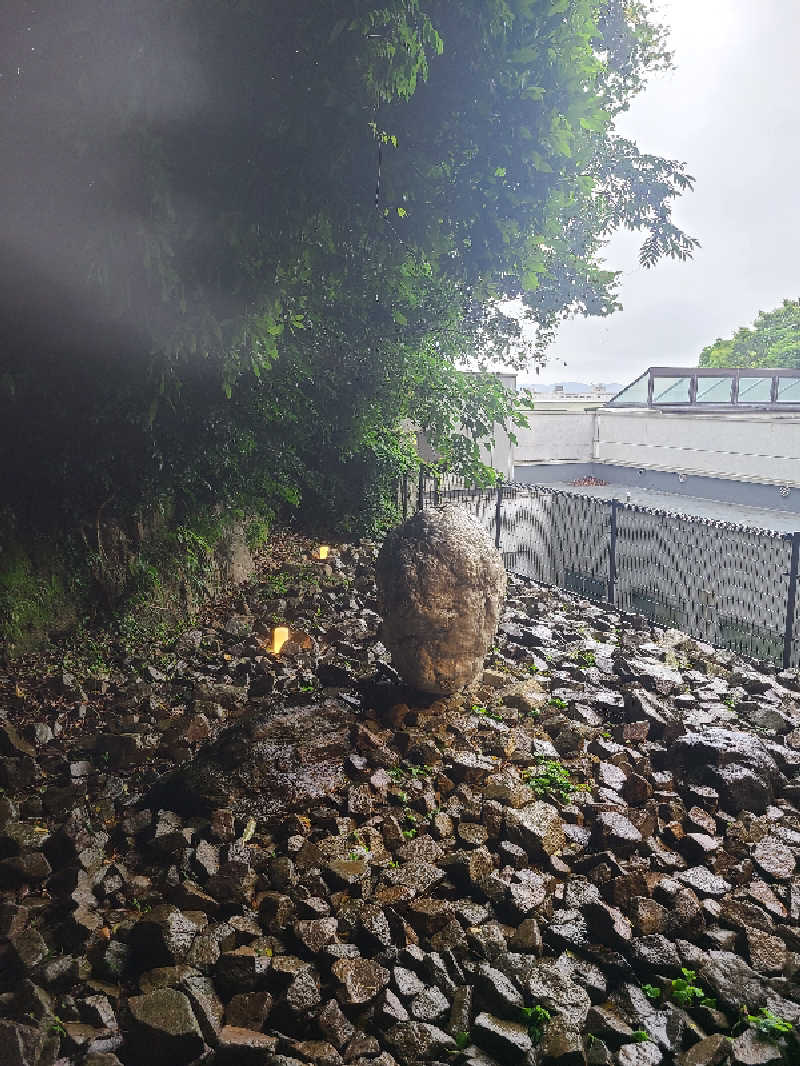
top-left (669, 969), bottom-right (716, 1009)
top-left (642, 984), bottom-right (661, 1000)
top-left (738, 1008), bottom-right (794, 1043)
top-left (574, 650), bottom-right (596, 667)
top-left (524, 758), bottom-right (588, 802)
top-left (471, 704), bottom-right (503, 722)
top-left (631, 1031), bottom-right (650, 1043)
top-left (549, 696), bottom-right (568, 709)
top-left (520, 1005), bottom-right (551, 1043)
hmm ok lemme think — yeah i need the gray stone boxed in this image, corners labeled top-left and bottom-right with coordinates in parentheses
top-left (376, 504), bottom-right (506, 694)
top-left (752, 838), bottom-right (796, 881)
top-left (0, 1019), bottom-right (44, 1066)
top-left (410, 985), bottom-right (450, 1022)
top-left (591, 812), bottom-right (643, 857)
top-left (697, 951), bottom-right (765, 1010)
top-left (678, 1033), bottom-right (731, 1066)
top-left (505, 801), bottom-right (565, 857)
top-left (286, 967), bottom-right (321, 1013)
top-left (129, 905), bottom-right (201, 970)
top-left (318, 999), bottom-right (355, 1051)
top-left (676, 868), bottom-right (731, 899)
top-left (730, 1029), bottom-right (783, 1065)
top-left (385, 1021), bottom-right (456, 1065)
top-left (473, 1012), bottom-right (533, 1064)
top-left (618, 1042), bottom-right (663, 1066)
top-left (540, 1016), bottom-right (585, 1066)
top-left (125, 987), bottom-right (205, 1066)
top-left (714, 765), bottom-right (773, 815)
top-left (629, 935), bottom-right (682, 974)
top-left (332, 957), bottom-right (390, 1005)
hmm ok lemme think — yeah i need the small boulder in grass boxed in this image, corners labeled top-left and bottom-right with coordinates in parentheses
top-left (376, 504), bottom-right (506, 695)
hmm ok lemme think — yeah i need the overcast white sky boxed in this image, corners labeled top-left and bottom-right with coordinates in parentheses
top-left (519, 0), bottom-right (800, 386)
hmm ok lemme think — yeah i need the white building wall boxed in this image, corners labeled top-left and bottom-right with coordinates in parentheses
top-left (596, 409), bottom-right (800, 487)
top-left (513, 410), bottom-right (596, 465)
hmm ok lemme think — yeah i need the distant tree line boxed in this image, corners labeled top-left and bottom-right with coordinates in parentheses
top-left (700, 299), bottom-right (800, 371)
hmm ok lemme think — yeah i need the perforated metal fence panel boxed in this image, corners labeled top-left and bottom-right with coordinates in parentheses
top-left (410, 472), bottom-right (800, 667)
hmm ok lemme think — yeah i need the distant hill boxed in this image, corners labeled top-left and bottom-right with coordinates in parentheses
top-left (518, 380), bottom-right (623, 394)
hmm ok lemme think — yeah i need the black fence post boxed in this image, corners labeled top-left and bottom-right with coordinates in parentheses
top-left (608, 498), bottom-right (619, 605)
top-left (494, 477), bottom-right (503, 550)
top-left (434, 473), bottom-right (440, 506)
top-left (402, 473), bottom-right (408, 520)
top-left (417, 466), bottom-right (425, 512)
top-left (783, 531), bottom-right (800, 668)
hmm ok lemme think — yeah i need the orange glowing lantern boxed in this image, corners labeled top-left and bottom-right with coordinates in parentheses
top-left (271, 626), bottom-right (289, 654)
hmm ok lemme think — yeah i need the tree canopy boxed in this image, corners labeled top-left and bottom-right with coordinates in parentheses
top-left (699, 299), bottom-right (800, 371)
top-left (0, 0), bottom-right (697, 532)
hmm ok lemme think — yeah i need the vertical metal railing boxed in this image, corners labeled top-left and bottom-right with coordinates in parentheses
top-left (783, 532), bottom-right (800, 668)
top-left (410, 466), bottom-right (800, 668)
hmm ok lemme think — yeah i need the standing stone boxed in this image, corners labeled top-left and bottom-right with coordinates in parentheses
top-left (376, 504), bottom-right (507, 694)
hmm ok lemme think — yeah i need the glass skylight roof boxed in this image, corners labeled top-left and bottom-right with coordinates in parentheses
top-left (608, 368), bottom-right (800, 410)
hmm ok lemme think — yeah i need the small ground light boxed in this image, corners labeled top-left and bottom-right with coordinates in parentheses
top-left (271, 627), bottom-right (289, 654)
top-left (317, 546), bottom-right (330, 560)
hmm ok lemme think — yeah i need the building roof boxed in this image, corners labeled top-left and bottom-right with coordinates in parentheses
top-left (609, 366), bottom-right (800, 411)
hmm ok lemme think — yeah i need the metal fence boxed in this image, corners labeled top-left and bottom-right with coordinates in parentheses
top-left (397, 470), bottom-right (800, 669)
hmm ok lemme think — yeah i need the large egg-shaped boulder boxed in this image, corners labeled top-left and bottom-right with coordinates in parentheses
top-left (376, 503), bottom-right (507, 694)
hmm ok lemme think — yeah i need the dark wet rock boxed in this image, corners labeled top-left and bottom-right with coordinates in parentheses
top-left (591, 813), bottom-right (643, 857)
top-left (376, 505), bottom-right (506, 694)
top-left (675, 867), bottom-right (731, 898)
top-left (290, 1040), bottom-right (344, 1066)
top-left (332, 957), bottom-right (390, 1005)
top-left (224, 990), bottom-right (272, 1030)
top-left (214, 947), bottom-right (272, 998)
top-left (629, 935), bottom-right (682, 974)
top-left (129, 905), bottom-right (202, 971)
top-left (505, 801), bottom-right (565, 857)
top-left (744, 926), bottom-right (786, 975)
top-left (697, 951), bottom-right (766, 1009)
top-left (9, 927), bottom-right (48, 972)
top-left (215, 1026), bottom-right (278, 1063)
top-left (146, 700), bottom-right (356, 824)
top-left (385, 1021), bottom-right (456, 1064)
top-left (378, 987), bottom-right (410, 1026)
top-left (540, 1015), bottom-right (586, 1066)
top-left (475, 961), bottom-right (524, 1014)
top-left (678, 1033), bottom-right (731, 1066)
top-left (393, 966), bottom-right (426, 1000)
top-left (586, 1005), bottom-right (634, 1050)
top-left (473, 1012), bottom-right (532, 1064)
top-left (318, 998), bottom-right (355, 1051)
top-left (752, 837), bottom-right (796, 881)
top-left (714, 766), bottom-right (773, 815)
top-left (0, 1019), bottom-right (44, 1066)
top-left (618, 1041), bottom-right (663, 1066)
top-left (286, 966), bottom-right (321, 1014)
top-left (8, 531), bottom-right (800, 1066)
top-left (0, 722), bottom-right (36, 759)
top-left (124, 987), bottom-right (205, 1066)
top-left (729, 1029), bottom-right (783, 1066)
top-left (409, 985), bottom-right (450, 1022)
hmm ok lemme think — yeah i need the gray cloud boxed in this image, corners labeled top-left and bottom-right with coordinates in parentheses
top-left (523, 0), bottom-right (800, 386)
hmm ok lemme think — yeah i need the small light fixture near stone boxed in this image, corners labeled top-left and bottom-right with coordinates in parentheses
top-left (271, 626), bottom-right (290, 654)
top-left (316, 546), bottom-right (330, 560)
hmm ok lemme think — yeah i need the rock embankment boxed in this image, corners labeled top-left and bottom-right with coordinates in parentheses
top-left (0, 534), bottom-right (798, 1066)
